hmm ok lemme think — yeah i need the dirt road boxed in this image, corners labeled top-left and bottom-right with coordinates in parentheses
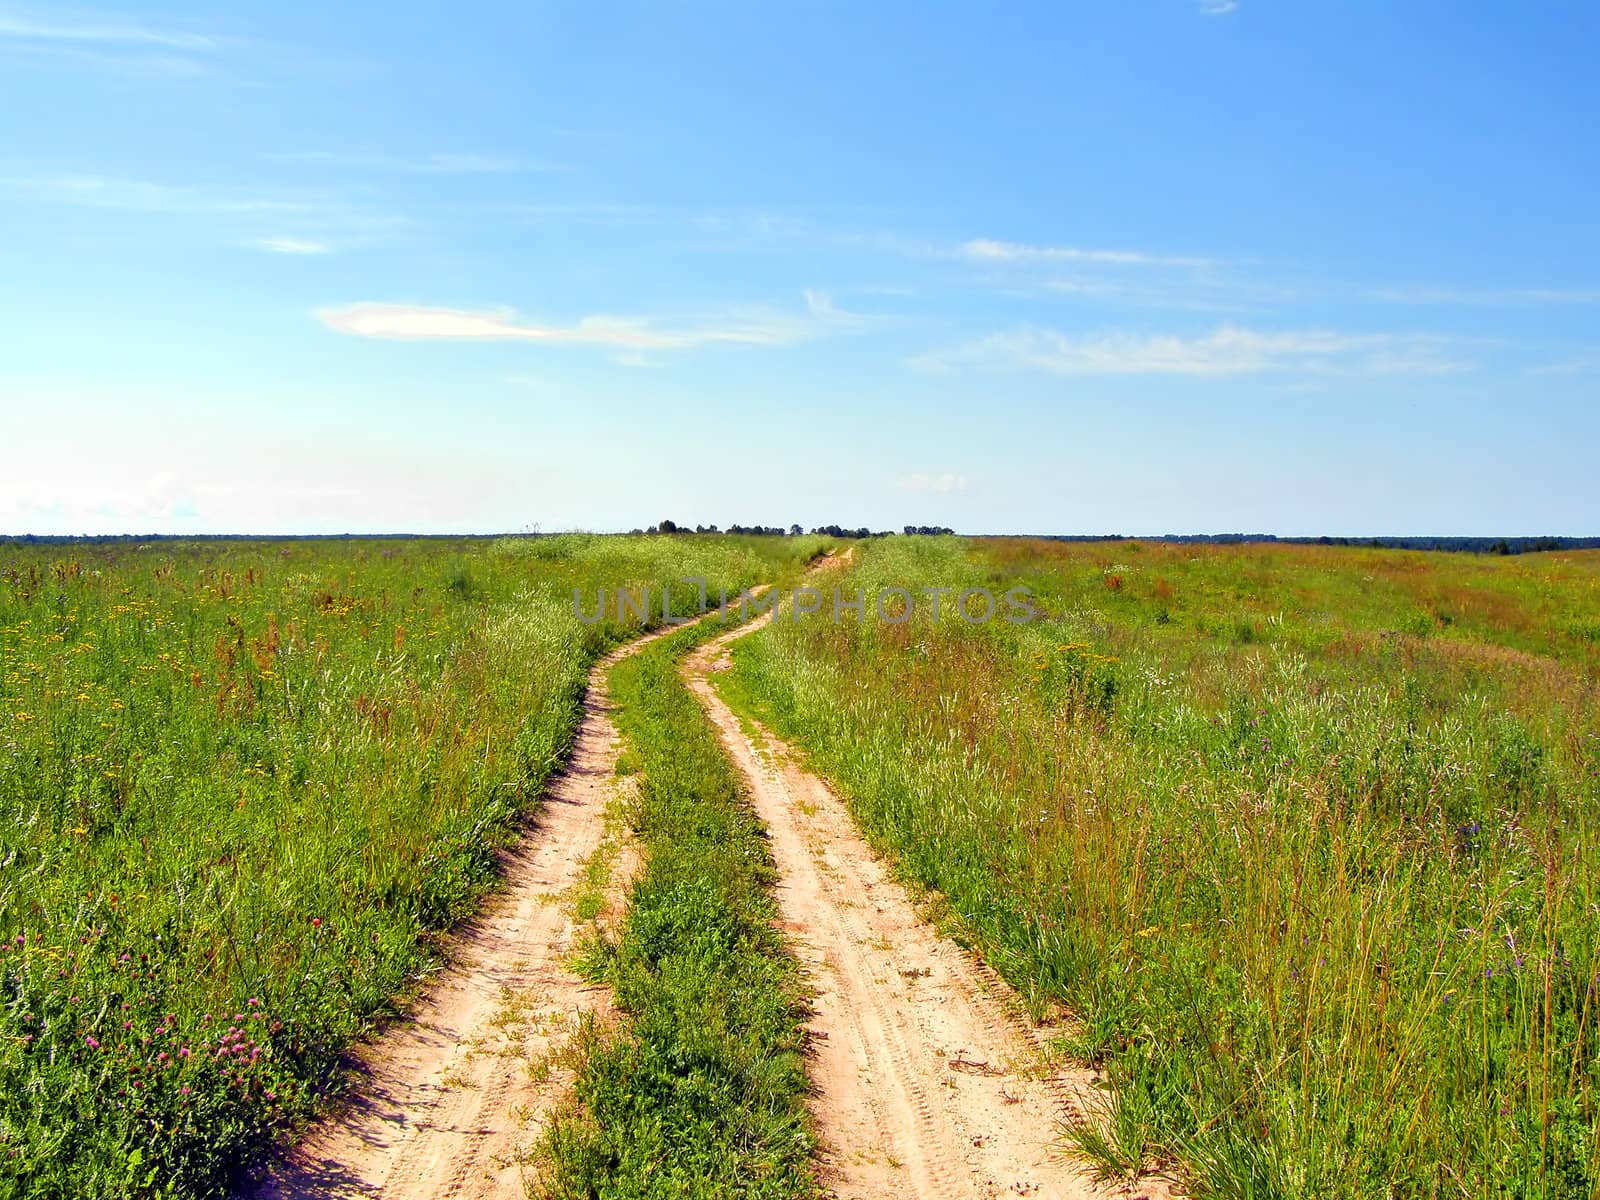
top-left (684, 619), bottom-right (1111, 1200)
top-left (253, 556), bottom-right (1146, 1200)
top-left (252, 620), bottom-right (678, 1200)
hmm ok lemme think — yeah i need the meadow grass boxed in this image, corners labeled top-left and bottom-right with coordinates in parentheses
top-left (727, 537), bottom-right (1600, 1198)
top-left (0, 533), bottom-right (819, 1198)
top-left (535, 613), bottom-right (820, 1200)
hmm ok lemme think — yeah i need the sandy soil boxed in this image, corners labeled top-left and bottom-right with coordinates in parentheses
top-left (684, 615), bottom-right (1151, 1200)
top-left (249, 620), bottom-right (683, 1200)
top-left (249, 554), bottom-right (1167, 1200)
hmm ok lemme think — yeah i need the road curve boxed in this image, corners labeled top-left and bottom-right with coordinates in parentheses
top-left (683, 615), bottom-right (1115, 1200)
top-left (250, 615), bottom-right (701, 1200)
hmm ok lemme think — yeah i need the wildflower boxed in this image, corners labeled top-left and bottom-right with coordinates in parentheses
top-left (85, 1036), bottom-right (100, 1050)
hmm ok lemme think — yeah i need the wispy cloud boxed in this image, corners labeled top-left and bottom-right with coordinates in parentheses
top-left (1526, 356), bottom-right (1600, 377)
top-left (0, 9), bottom-right (231, 75)
top-left (3, 173), bottom-right (304, 215)
top-left (801, 287), bottom-right (869, 323)
top-left (959, 237), bottom-right (1216, 269)
top-left (914, 324), bottom-right (1470, 377)
top-left (1038, 274), bottom-right (1278, 314)
top-left (1200, 0), bottom-right (1238, 15)
top-left (898, 472), bottom-right (969, 494)
top-left (257, 236), bottom-right (331, 255)
top-left (957, 234), bottom-right (1599, 316)
top-left (2, 171), bottom-right (408, 246)
top-left (1370, 284), bottom-right (1600, 307)
top-left (318, 292), bottom-right (871, 353)
top-left (0, 11), bottom-right (223, 51)
top-left (268, 150), bottom-right (545, 175)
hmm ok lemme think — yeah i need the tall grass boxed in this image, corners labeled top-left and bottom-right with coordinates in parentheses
top-left (537, 615), bottom-right (819, 1200)
top-left (0, 534), bottom-right (813, 1197)
top-left (729, 537), bottom-right (1600, 1198)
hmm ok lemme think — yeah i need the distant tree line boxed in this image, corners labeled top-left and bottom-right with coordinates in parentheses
top-left (1034, 534), bottom-right (1600, 556)
top-left (633, 521), bottom-right (953, 538)
top-left (631, 521), bottom-right (799, 536)
top-left (16, 530), bottom-right (1582, 556)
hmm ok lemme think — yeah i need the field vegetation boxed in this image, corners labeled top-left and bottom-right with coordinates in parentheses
top-left (539, 613), bottom-right (819, 1198)
top-left (10, 530), bottom-right (1594, 1197)
top-left (0, 533), bottom-right (820, 1197)
top-left (726, 537), bottom-right (1600, 1197)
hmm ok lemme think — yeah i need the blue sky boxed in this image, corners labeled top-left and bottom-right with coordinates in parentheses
top-left (2, 2), bottom-right (1596, 536)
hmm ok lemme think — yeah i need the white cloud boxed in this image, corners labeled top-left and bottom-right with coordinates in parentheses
top-left (899, 472), bottom-right (969, 494)
top-left (0, 468), bottom-right (200, 528)
top-left (803, 288), bottom-right (838, 316)
top-left (0, 433), bottom-right (558, 536)
top-left (416, 152), bottom-right (525, 173)
top-left (0, 11), bottom-right (232, 75)
top-left (1200, 0), bottom-right (1238, 14)
top-left (257, 236), bottom-right (331, 255)
top-left (960, 238), bottom-right (1215, 269)
top-left (0, 13), bottom-right (222, 51)
top-left (913, 324), bottom-right (1470, 377)
top-left (613, 351), bottom-right (664, 369)
top-left (268, 150), bottom-right (541, 174)
top-left (318, 293), bottom-right (870, 352)
top-left (958, 236), bottom-right (1597, 315)
top-left (1527, 356), bottom-right (1600, 377)
top-left (3, 173), bottom-right (305, 215)
top-left (1370, 284), bottom-right (1600, 307)
top-left (1, 172), bottom-right (409, 248)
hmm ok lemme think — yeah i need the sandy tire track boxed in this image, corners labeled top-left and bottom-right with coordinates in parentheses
top-left (248, 616), bottom-right (706, 1200)
top-left (684, 615), bottom-right (1148, 1200)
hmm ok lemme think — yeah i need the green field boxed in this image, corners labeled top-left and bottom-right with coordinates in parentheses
top-left (0, 534), bottom-right (821, 1196)
top-left (5, 533), bottom-right (1597, 1198)
top-left (727, 538), bottom-right (1600, 1197)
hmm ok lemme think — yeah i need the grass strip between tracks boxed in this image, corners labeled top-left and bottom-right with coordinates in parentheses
top-left (536, 611), bottom-right (820, 1199)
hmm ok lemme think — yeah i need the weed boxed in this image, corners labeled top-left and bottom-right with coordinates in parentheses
top-left (729, 536), bottom-right (1600, 1197)
top-left (0, 534), bottom-right (820, 1195)
top-left (535, 617), bottom-right (820, 1199)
